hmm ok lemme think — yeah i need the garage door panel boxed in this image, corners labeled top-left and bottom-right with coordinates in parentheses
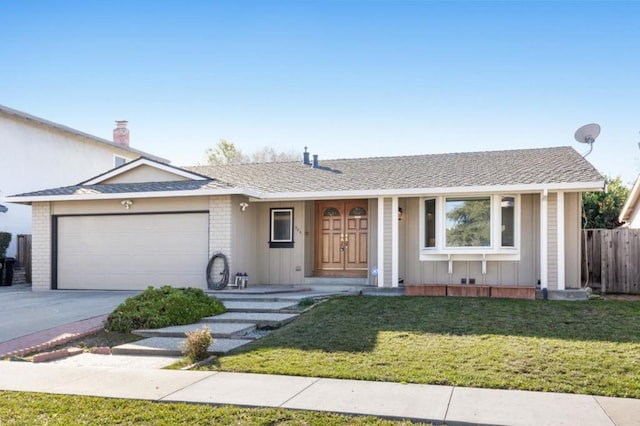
top-left (57, 213), bottom-right (209, 290)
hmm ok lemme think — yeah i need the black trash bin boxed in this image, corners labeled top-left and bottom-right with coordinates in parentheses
top-left (2, 258), bottom-right (15, 286)
top-left (0, 258), bottom-right (4, 286)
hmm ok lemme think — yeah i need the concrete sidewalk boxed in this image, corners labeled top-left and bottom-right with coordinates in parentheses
top-left (0, 361), bottom-right (638, 425)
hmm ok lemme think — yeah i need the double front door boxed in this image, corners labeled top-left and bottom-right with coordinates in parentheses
top-left (316, 200), bottom-right (368, 276)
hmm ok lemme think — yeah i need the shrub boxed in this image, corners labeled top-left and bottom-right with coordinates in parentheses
top-left (105, 286), bottom-right (226, 333)
top-left (298, 298), bottom-right (316, 309)
top-left (181, 326), bottom-right (214, 362)
top-left (0, 232), bottom-right (11, 259)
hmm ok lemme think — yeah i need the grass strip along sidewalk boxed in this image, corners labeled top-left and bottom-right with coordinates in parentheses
top-left (209, 296), bottom-right (640, 399)
top-left (0, 392), bottom-right (425, 425)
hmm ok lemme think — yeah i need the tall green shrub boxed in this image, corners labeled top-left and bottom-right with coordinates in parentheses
top-left (0, 232), bottom-right (11, 259)
top-left (582, 176), bottom-right (630, 229)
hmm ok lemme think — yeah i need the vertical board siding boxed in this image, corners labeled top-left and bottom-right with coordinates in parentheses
top-left (383, 198), bottom-right (393, 286)
top-left (16, 234), bottom-right (32, 283)
top-left (230, 195), bottom-right (257, 284)
top-left (582, 229), bottom-right (640, 294)
top-left (564, 193), bottom-right (581, 288)
top-left (547, 193), bottom-right (558, 289)
top-left (369, 199), bottom-right (378, 286)
top-left (255, 201), bottom-right (305, 285)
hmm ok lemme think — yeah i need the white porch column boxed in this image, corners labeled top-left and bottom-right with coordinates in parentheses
top-left (377, 196), bottom-right (385, 287)
top-left (391, 197), bottom-right (399, 288)
top-left (557, 191), bottom-right (565, 290)
top-left (540, 190), bottom-right (548, 290)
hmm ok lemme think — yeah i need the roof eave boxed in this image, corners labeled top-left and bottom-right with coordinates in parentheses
top-left (5, 180), bottom-right (605, 205)
top-left (250, 180), bottom-right (606, 201)
top-left (81, 157), bottom-right (210, 185)
top-left (619, 176), bottom-right (640, 223)
top-left (0, 104), bottom-right (170, 164)
top-left (4, 187), bottom-right (263, 205)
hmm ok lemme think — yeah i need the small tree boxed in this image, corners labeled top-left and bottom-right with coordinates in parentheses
top-left (0, 232), bottom-right (11, 259)
top-left (247, 146), bottom-right (299, 163)
top-left (582, 176), bottom-right (630, 229)
top-left (205, 140), bottom-right (299, 165)
top-left (205, 139), bottom-right (243, 165)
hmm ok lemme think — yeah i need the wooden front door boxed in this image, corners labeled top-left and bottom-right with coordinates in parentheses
top-left (316, 200), bottom-right (368, 277)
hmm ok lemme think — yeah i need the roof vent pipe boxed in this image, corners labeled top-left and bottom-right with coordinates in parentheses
top-left (303, 146), bottom-right (311, 165)
top-left (313, 154), bottom-right (319, 168)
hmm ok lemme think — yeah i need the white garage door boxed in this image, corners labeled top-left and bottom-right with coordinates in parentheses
top-left (56, 213), bottom-right (209, 290)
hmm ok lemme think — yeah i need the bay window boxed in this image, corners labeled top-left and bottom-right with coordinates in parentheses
top-left (421, 194), bottom-right (519, 258)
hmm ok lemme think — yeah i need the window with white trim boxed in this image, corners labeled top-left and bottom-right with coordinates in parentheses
top-left (424, 198), bottom-right (436, 248)
top-left (445, 197), bottom-right (491, 247)
top-left (421, 194), bottom-right (519, 258)
top-left (114, 155), bottom-right (128, 167)
top-left (501, 196), bottom-right (515, 247)
top-left (269, 208), bottom-right (294, 248)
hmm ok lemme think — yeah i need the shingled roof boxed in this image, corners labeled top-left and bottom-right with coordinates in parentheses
top-left (187, 146), bottom-right (603, 194)
top-left (12, 180), bottom-right (234, 198)
top-left (8, 146), bottom-right (603, 201)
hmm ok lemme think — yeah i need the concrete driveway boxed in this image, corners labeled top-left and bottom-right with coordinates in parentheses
top-left (0, 285), bottom-right (137, 343)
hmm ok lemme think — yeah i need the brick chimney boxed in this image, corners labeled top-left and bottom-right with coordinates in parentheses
top-left (113, 120), bottom-right (130, 146)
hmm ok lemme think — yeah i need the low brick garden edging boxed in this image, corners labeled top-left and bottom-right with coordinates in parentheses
top-left (405, 284), bottom-right (535, 299)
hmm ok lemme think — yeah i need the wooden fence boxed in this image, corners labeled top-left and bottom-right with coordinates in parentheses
top-left (582, 229), bottom-right (640, 294)
top-left (16, 234), bottom-right (31, 283)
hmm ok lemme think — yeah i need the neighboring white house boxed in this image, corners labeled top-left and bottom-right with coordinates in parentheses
top-left (619, 175), bottom-right (640, 228)
top-left (0, 104), bottom-right (168, 258)
top-left (8, 146), bottom-right (604, 296)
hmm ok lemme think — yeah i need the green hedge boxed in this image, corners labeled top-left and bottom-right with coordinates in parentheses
top-left (105, 286), bottom-right (226, 333)
top-left (0, 232), bottom-right (11, 259)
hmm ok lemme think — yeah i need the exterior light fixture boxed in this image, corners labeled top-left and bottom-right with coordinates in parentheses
top-left (120, 199), bottom-right (134, 210)
top-left (240, 202), bottom-right (249, 212)
top-left (398, 207), bottom-right (403, 221)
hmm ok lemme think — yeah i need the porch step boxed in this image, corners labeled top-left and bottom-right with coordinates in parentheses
top-left (304, 277), bottom-right (368, 286)
top-left (303, 277), bottom-right (371, 292)
top-left (212, 289), bottom-right (342, 303)
top-left (208, 285), bottom-right (312, 295)
top-left (222, 300), bottom-right (300, 313)
top-left (11, 268), bottom-right (29, 285)
top-left (132, 322), bottom-right (256, 339)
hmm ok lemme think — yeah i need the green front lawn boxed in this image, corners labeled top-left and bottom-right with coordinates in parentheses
top-left (0, 392), bottom-right (423, 425)
top-left (210, 296), bottom-right (640, 398)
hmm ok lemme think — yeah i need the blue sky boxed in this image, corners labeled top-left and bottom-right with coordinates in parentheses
top-left (2, 1), bottom-right (639, 184)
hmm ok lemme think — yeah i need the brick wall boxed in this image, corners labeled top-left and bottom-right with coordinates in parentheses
top-left (209, 196), bottom-right (232, 275)
top-left (31, 202), bottom-right (51, 291)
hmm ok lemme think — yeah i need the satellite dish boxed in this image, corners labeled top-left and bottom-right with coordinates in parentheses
top-left (574, 123), bottom-right (600, 157)
top-left (574, 123), bottom-right (601, 144)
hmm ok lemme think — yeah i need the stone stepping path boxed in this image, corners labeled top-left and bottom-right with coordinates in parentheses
top-left (133, 322), bottom-right (256, 339)
top-left (112, 294), bottom-right (308, 356)
top-left (112, 337), bottom-right (250, 356)
top-left (202, 312), bottom-right (299, 328)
